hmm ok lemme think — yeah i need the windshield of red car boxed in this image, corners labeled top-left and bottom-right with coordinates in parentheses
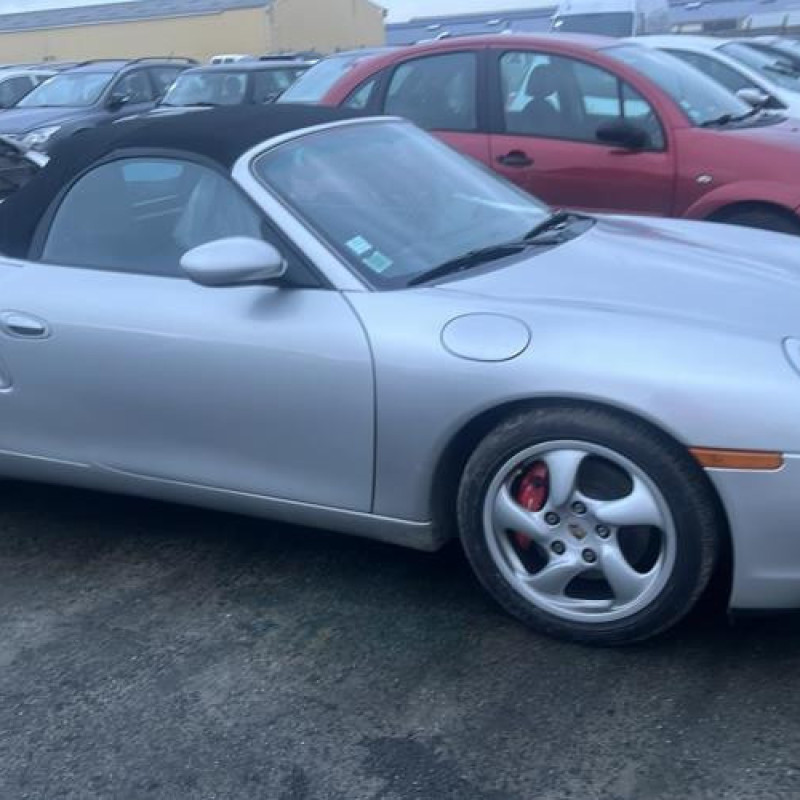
top-left (605, 45), bottom-right (752, 125)
top-left (255, 121), bottom-right (549, 287)
top-left (278, 54), bottom-right (365, 103)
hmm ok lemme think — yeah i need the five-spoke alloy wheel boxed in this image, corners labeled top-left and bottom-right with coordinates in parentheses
top-left (458, 405), bottom-right (721, 645)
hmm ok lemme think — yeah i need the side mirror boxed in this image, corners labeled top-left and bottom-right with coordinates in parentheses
top-left (107, 93), bottom-right (131, 110)
top-left (596, 120), bottom-right (649, 150)
top-left (736, 87), bottom-right (769, 108)
top-left (180, 237), bottom-right (287, 287)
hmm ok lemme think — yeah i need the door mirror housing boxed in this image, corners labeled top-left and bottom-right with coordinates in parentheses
top-left (180, 237), bottom-right (287, 287)
top-left (596, 120), bottom-right (649, 150)
top-left (736, 87), bottom-right (770, 108)
top-left (107, 93), bottom-right (131, 110)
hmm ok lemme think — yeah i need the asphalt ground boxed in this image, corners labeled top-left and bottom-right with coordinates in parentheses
top-left (1, 480), bottom-right (800, 800)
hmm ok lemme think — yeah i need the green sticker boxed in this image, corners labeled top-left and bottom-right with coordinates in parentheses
top-left (363, 250), bottom-right (393, 274)
top-left (346, 235), bottom-right (372, 256)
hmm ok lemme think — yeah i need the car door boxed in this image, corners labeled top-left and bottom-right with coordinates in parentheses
top-left (376, 50), bottom-right (491, 167)
top-left (488, 48), bottom-right (676, 215)
top-left (0, 156), bottom-right (374, 511)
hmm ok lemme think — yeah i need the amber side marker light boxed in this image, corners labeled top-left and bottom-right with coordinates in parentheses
top-left (690, 447), bottom-right (784, 471)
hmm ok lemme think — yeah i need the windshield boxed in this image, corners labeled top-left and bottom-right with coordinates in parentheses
top-left (18, 72), bottom-right (113, 108)
top-left (606, 45), bottom-right (751, 125)
top-left (719, 42), bottom-right (800, 90)
top-left (553, 12), bottom-right (634, 36)
top-left (771, 39), bottom-right (800, 56)
top-left (254, 121), bottom-right (549, 287)
top-left (278, 54), bottom-right (365, 103)
top-left (163, 71), bottom-right (248, 106)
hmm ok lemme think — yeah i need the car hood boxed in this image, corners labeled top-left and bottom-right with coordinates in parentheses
top-left (724, 114), bottom-right (800, 148)
top-left (0, 107), bottom-right (86, 135)
top-left (438, 215), bottom-right (800, 339)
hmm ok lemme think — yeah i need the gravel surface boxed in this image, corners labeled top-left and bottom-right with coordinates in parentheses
top-left (1, 481), bottom-right (799, 800)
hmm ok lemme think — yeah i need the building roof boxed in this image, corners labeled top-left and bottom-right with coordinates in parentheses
top-left (0, 0), bottom-right (269, 34)
top-left (0, 103), bottom-right (363, 258)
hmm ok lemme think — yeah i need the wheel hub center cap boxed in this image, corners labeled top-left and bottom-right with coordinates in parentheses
top-left (568, 522), bottom-right (587, 540)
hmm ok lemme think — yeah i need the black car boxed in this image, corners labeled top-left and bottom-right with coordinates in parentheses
top-left (158, 61), bottom-right (312, 109)
top-left (0, 57), bottom-right (194, 153)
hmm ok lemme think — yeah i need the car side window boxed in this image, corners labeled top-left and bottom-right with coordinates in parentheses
top-left (0, 76), bottom-right (35, 108)
top-left (343, 77), bottom-right (379, 110)
top-left (572, 61), bottom-right (665, 149)
top-left (149, 67), bottom-right (183, 98)
top-left (665, 49), bottom-right (757, 95)
top-left (252, 69), bottom-right (296, 104)
top-left (111, 70), bottom-right (155, 104)
top-left (501, 51), bottom-right (664, 149)
top-left (384, 53), bottom-right (477, 132)
top-left (41, 158), bottom-right (265, 277)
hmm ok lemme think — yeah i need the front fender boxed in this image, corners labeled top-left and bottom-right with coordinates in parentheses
top-left (684, 180), bottom-right (800, 220)
top-left (348, 291), bottom-right (800, 523)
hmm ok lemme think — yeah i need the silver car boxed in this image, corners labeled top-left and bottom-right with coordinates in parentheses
top-left (0, 105), bottom-right (798, 645)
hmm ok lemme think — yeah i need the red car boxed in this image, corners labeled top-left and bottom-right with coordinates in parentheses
top-left (306, 34), bottom-right (800, 233)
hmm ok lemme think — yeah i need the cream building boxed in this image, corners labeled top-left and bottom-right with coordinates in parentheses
top-left (0, 0), bottom-right (386, 63)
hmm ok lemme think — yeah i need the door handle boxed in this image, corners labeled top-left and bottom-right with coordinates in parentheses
top-left (497, 150), bottom-right (533, 168)
top-left (0, 312), bottom-right (49, 339)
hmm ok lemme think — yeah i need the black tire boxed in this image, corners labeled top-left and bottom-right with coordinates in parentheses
top-left (457, 404), bottom-right (722, 646)
top-left (717, 207), bottom-right (800, 235)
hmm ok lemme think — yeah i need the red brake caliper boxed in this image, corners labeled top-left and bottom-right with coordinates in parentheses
top-left (513, 461), bottom-right (549, 549)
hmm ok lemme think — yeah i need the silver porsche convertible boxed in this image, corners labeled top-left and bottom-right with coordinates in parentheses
top-left (0, 105), bottom-right (797, 645)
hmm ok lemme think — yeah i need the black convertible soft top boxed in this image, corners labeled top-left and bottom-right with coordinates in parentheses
top-left (0, 104), bottom-right (363, 259)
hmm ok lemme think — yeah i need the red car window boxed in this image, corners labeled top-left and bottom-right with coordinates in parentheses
top-left (384, 52), bottom-right (478, 132)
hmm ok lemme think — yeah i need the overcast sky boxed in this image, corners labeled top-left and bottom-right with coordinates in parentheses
top-left (0, 0), bottom-right (547, 24)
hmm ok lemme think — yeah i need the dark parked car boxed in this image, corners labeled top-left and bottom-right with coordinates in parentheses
top-left (0, 57), bottom-right (194, 152)
top-left (159, 61), bottom-right (311, 109)
top-left (317, 34), bottom-right (800, 233)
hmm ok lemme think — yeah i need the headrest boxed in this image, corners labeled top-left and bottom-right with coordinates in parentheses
top-left (526, 64), bottom-right (559, 99)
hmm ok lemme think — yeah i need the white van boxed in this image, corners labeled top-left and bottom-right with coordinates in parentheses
top-left (210, 54), bottom-right (253, 65)
top-left (552, 0), bottom-right (670, 36)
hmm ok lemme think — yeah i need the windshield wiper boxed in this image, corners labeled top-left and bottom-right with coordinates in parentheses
top-left (765, 61), bottom-right (800, 78)
top-left (407, 242), bottom-right (527, 286)
top-left (701, 106), bottom-right (763, 127)
top-left (408, 211), bottom-right (586, 287)
top-left (522, 209), bottom-right (580, 241)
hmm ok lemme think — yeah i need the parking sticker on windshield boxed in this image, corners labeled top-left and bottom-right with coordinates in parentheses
top-left (363, 250), bottom-right (393, 274)
top-left (346, 235), bottom-right (372, 256)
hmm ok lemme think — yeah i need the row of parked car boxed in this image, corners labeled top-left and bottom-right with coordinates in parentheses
top-left (2, 33), bottom-right (800, 232)
top-left (0, 56), bottom-right (312, 156)
top-left (275, 32), bottom-right (800, 235)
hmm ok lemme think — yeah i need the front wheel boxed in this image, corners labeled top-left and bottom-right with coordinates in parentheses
top-left (457, 405), bottom-right (721, 645)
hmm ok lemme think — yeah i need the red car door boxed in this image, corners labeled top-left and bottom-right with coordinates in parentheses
top-left (488, 47), bottom-right (676, 215)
